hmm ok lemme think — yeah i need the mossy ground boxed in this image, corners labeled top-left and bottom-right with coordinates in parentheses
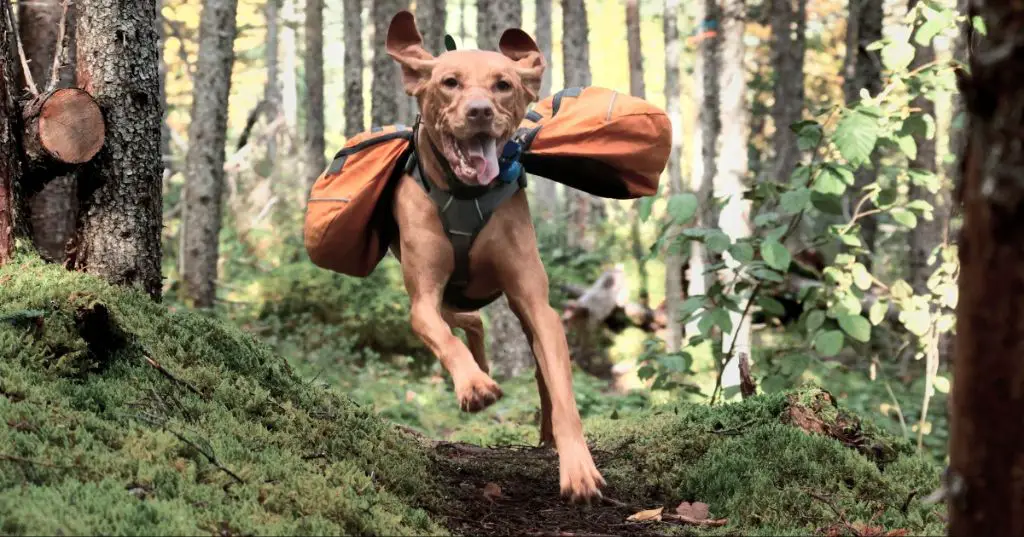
top-left (1, 257), bottom-right (945, 536)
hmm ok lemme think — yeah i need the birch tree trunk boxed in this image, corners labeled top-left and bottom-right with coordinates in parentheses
top-left (663, 0), bottom-right (685, 352)
top-left (264, 0), bottom-right (280, 162)
top-left (715, 0), bottom-right (753, 396)
top-left (343, 0), bottom-right (364, 137)
top-left (181, 0), bottom-right (239, 307)
top-left (19, 0), bottom-right (78, 263)
top-left (72, 0), bottom-right (164, 299)
top-left (770, 0), bottom-right (807, 183)
top-left (280, 0), bottom-right (299, 137)
top-left (304, 0), bottom-right (326, 186)
top-left (948, 3), bottom-right (1024, 533)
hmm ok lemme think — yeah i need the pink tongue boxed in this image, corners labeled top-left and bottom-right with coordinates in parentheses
top-left (466, 137), bottom-right (499, 185)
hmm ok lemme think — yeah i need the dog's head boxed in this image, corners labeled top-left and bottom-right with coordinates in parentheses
top-left (386, 11), bottom-right (546, 186)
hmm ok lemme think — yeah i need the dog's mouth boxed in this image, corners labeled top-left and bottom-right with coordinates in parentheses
top-left (440, 132), bottom-right (501, 186)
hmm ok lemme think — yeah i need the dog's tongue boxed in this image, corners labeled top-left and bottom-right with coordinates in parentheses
top-left (466, 136), bottom-right (499, 185)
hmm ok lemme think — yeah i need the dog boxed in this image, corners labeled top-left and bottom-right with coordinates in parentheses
top-left (383, 11), bottom-right (606, 502)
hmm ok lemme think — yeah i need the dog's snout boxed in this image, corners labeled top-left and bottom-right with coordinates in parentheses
top-left (465, 99), bottom-right (495, 123)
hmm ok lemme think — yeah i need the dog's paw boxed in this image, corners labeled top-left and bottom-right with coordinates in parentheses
top-left (558, 443), bottom-right (607, 504)
top-left (456, 371), bottom-right (503, 412)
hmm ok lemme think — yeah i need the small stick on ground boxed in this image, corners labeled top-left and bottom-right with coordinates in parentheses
top-left (144, 355), bottom-right (204, 398)
top-left (662, 513), bottom-right (729, 527)
top-left (136, 413), bottom-right (245, 485)
top-left (804, 489), bottom-right (863, 537)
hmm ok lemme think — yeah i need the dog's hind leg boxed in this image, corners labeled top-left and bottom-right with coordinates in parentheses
top-left (443, 310), bottom-right (490, 374)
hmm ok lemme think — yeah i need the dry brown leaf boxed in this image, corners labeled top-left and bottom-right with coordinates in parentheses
top-left (405, 390), bottom-right (417, 402)
top-left (482, 482), bottom-right (502, 501)
top-left (626, 506), bottom-right (664, 522)
top-left (663, 513), bottom-right (728, 527)
top-left (675, 501), bottom-right (711, 520)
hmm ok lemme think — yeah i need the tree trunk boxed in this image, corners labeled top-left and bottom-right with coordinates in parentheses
top-left (280, 0), bottom-right (298, 136)
top-left (561, 0), bottom-right (601, 250)
top-left (264, 0), bottom-right (280, 162)
top-left (371, 0), bottom-right (405, 127)
top-left (770, 0), bottom-right (807, 183)
top-left (417, 0), bottom-right (447, 60)
top-left (715, 0), bottom-right (753, 397)
top-left (663, 0), bottom-right (685, 352)
top-left (181, 0), bottom-right (239, 307)
top-left (476, 0), bottom-right (520, 51)
top-left (948, 3), bottom-right (1024, 534)
top-left (842, 0), bottom-right (882, 266)
top-left (342, 0), bottom-right (363, 137)
top-left (459, 0), bottom-right (467, 46)
top-left (72, 0), bottom-right (164, 299)
top-left (1, 3), bottom-right (26, 265)
top-left (626, 0), bottom-right (650, 307)
top-left (686, 0), bottom-right (721, 338)
top-left (19, 0), bottom-right (79, 263)
top-left (531, 0), bottom-right (557, 221)
top-left (304, 0), bottom-right (325, 186)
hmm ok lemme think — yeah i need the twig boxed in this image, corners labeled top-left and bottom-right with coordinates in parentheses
top-left (46, 0), bottom-right (71, 92)
top-left (804, 489), bottom-right (863, 537)
top-left (136, 413), bottom-right (245, 485)
top-left (880, 373), bottom-right (909, 440)
top-left (662, 513), bottom-right (729, 527)
top-left (4, 0), bottom-right (38, 96)
top-left (144, 355), bottom-right (204, 398)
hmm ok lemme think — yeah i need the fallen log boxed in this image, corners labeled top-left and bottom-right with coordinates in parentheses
top-left (560, 265), bottom-right (665, 334)
top-left (21, 88), bottom-right (105, 190)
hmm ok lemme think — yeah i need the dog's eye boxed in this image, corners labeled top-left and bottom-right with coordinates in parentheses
top-left (494, 80), bottom-right (513, 92)
top-left (442, 77), bottom-right (459, 89)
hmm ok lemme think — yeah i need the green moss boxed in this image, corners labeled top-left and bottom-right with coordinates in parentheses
top-left (0, 256), bottom-right (444, 536)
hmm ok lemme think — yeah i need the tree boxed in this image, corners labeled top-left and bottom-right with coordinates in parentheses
top-left (372, 0), bottom-right (407, 126)
top-left (686, 0), bottom-right (721, 337)
top-left (19, 0), bottom-right (78, 263)
top-left (714, 0), bottom-right (752, 396)
top-left (417, 0), bottom-right (446, 60)
top-left (304, 0), bottom-right (325, 185)
top-left (532, 0), bottom-right (558, 221)
top-left (280, 0), bottom-right (298, 134)
top-left (948, 4), bottom-right (1024, 535)
top-left (476, 0), bottom-right (520, 50)
top-left (343, 0), bottom-right (364, 137)
top-left (662, 0), bottom-right (684, 351)
top-left (769, 0), bottom-right (807, 183)
top-left (72, 0), bottom-right (164, 299)
top-left (181, 0), bottom-right (239, 307)
top-left (842, 0), bottom-right (883, 266)
top-left (1, 2), bottom-right (24, 265)
top-left (264, 0), bottom-right (280, 160)
top-left (561, 0), bottom-right (601, 250)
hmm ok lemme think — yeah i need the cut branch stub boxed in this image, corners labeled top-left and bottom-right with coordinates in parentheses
top-left (22, 88), bottom-right (105, 173)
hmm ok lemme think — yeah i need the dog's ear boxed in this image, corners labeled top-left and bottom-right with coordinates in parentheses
top-left (499, 29), bottom-right (546, 101)
top-left (386, 11), bottom-right (436, 96)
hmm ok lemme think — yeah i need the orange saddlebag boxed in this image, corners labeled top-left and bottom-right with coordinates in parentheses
top-left (517, 86), bottom-right (671, 199)
top-left (304, 126), bottom-right (414, 277)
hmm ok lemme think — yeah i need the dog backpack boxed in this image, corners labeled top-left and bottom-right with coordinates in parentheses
top-left (515, 86), bottom-right (672, 199)
top-left (304, 125), bottom-right (414, 277)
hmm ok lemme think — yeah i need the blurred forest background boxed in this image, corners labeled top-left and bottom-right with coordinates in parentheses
top-left (12, 0), bottom-right (965, 465)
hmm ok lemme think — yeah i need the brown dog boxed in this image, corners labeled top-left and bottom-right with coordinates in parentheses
top-left (383, 11), bottom-right (605, 502)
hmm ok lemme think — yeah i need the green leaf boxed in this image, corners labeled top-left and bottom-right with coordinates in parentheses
top-left (667, 193), bottom-right (699, 224)
top-left (813, 330), bottom-right (846, 357)
top-left (916, 9), bottom-right (954, 46)
top-left (638, 197), bottom-right (655, 222)
top-left (793, 120), bottom-right (823, 151)
top-left (891, 208), bottom-right (919, 229)
top-left (814, 167), bottom-right (848, 195)
top-left (705, 230), bottom-right (732, 254)
top-left (754, 211), bottom-right (781, 226)
top-left (750, 267), bottom-right (785, 283)
top-left (780, 353), bottom-right (812, 377)
top-left (659, 352), bottom-right (692, 373)
top-left (869, 300), bottom-right (888, 325)
top-left (895, 135), bottom-right (918, 160)
top-left (805, 309), bottom-right (826, 334)
top-left (971, 15), bottom-right (986, 36)
top-left (933, 375), bottom-right (951, 394)
top-left (838, 233), bottom-right (862, 247)
top-left (679, 296), bottom-right (705, 319)
top-left (811, 192), bottom-right (844, 215)
top-left (697, 312), bottom-right (716, 338)
top-left (710, 307), bottom-right (733, 334)
top-left (881, 40), bottom-right (916, 72)
top-left (780, 187), bottom-right (812, 215)
top-left (761, 239), bottom-right (792, 272)
top-left (900, 113), bottom-right (930, 139)
top-left (838, 314), bottom-right (871, 342)
top-left (901, 309), bottom-right (932, 336)
top-left (891, 279), bottom-right (914, 301)
top-left (906, 199), bottom-right (935, 213)
top-left (728, 242), bottom-right (755, 264)
top-left (834, 109), bottom-right (881, 166)
top-left (757, 296), bottom-right (787, 317)
top-left (851, 263), bottom-right (873, 290)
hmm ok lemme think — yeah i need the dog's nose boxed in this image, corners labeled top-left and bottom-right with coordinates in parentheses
top-left (466, 100), bottom-right (495, 123)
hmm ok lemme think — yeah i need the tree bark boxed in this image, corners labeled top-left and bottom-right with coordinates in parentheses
top-left (342, 0), bottom-right (363, 137)
top-left (18, 0), bottom-right (79, 263)
top-left (948, 3), bottom-right (1024, 534)
top-left (842, 0), bottom-right (882, 266)
top-left (770, 0), bottom-right (807, 183)
top-left (476, 0), bottom-right (520, 51)
top-left (1, 3), bottom-right (26, 265)
top-left (371, 0), bottom-right (406, 127)
top-left (72, 0), bottom-right (164, 298)
top-left (280, 0), bottom-right (298, 135)
top-left (715, 0), bottom-right (753, 396)
top-left (417, 0), bottom-right (447, 56)
top-left (663, 0), bottom-right (685, 352)
top-left (687, 0), bottom-right (721, 338)
top-left (181, 0), bottom-right (238, 307)
top-left (304, 0), bottom-right (325, 186)
top-left (264, 0), bottom-right (280, 162)
top-left (531, 0), bottom-right (557, 221)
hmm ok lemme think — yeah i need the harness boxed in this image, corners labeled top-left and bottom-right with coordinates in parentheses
top-left (404, 117), bottom-right (528, 311)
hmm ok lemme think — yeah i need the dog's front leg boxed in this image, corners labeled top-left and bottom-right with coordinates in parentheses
top-left (506, 273), bottom-right (606, 502)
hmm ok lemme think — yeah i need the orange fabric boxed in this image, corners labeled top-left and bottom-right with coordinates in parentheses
top-left (518, 86), bottom-right (671, 199)
top-left (304, 126), bottom-right (413, 276)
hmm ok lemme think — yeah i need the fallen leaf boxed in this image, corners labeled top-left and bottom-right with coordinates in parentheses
top-left (627, 507), bottom-right (664, 522)
top-left (405, 390), bottom-right (417, 402)
top-left (663, 513), bottom-right (729, 527)
top-left (482, 482), bottom-right (502, 501)
top-left (675, 501), bottom-right (711, 520)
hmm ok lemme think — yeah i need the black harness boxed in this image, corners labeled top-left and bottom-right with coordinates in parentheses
top-left (404, 120), bottom-right (527, 311)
